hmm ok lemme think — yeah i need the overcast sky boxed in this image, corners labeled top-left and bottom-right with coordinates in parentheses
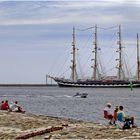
top-left (0, 0), bottom-right (140, 84)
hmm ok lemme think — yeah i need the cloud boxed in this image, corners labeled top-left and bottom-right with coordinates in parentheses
top-left (0, 1), bottom-right (136, 22)
top-left (0, 1), bottom-right (140, 83)
top-left (0, 1), bottom-right (138, 27)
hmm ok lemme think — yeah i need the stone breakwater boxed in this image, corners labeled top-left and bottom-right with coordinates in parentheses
top-left (0, 111), bottom-right (140, 139)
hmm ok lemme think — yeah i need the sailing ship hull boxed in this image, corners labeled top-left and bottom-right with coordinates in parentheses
top-left (54, 78), bottom-right (140, 88)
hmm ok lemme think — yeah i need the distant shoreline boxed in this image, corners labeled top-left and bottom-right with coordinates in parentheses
top-left (0, 84), bottom-right (58, 87)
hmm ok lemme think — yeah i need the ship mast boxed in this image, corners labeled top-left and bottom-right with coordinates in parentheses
top-left (71, 26), bottom-right (77, 81)
top-left (137, 33), bottom-right (140, 80)
top-left (92, 25), bottom-right (98, 80)
top-left (117, 25), bottom-right (123, 80)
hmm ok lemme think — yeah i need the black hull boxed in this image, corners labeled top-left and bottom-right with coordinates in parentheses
top-left (53, 78), bottom-right (140, 88)
top-left (57, 83), bottom-right (140, 88)
top-left (58, 83), bottom-right (140, 88)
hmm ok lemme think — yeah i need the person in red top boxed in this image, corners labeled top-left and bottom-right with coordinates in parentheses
top-left (0, 101), bottom-right (4, 110)
top-left (113, 106), bottom-right (119, 125)
top-left (1, 100), bottom-right (9, 110)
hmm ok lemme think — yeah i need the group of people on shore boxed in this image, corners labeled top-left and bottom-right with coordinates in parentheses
top-left (0, 100), bottom-right (25, 113)
top-left (104, 103), bottom-right (136, 129)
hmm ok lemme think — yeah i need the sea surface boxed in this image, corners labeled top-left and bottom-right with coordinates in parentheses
top-left (0, 86), bottom-right (139, 126)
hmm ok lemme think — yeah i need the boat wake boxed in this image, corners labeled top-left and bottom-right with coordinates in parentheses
top-left (55, 95), bottom-right (73, 98)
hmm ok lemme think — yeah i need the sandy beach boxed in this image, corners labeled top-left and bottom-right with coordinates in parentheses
top-left (0, 111), bottom-right (140, 139)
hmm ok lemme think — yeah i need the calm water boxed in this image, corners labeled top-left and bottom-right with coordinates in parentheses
top-left (0, 86), bottom-right (139, 126)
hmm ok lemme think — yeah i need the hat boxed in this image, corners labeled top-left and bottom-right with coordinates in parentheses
top-left (107, 103), bottom-right (112, 106)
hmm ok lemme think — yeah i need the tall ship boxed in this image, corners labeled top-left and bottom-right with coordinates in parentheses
top-left (49, 25), bottom-right (140, 87)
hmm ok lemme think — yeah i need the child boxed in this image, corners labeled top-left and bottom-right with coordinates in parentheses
top-left (113, 106), bottom-right (119, 125)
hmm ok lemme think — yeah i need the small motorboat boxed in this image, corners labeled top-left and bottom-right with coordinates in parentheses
top-left (73, 92), bottom-right (88, 98)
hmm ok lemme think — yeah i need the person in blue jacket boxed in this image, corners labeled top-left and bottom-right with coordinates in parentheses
top-left (117, 106), bottom-right (136, 128)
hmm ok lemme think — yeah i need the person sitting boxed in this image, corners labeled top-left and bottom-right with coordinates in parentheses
top-left (9, 101), bottom-right (16, 112)
top-left (113, 106), bottom-right (119, 125)
top-left (9, 101), bottom-right (25, 113)
top-left (117, 106), bottom-right (136, 129)
top-left (1, 100), bottom-right (9, 110)
top-left (104, 103), bottom-right (113, 124)
top-left (0, 101), bottom-right (4, 110)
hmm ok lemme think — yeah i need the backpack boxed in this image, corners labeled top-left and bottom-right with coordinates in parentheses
top-left (123, 121), bottom-right (131, 129)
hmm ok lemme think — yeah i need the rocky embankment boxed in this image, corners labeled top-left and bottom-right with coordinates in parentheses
top-left (0, 111), bottom-right (140, 139)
